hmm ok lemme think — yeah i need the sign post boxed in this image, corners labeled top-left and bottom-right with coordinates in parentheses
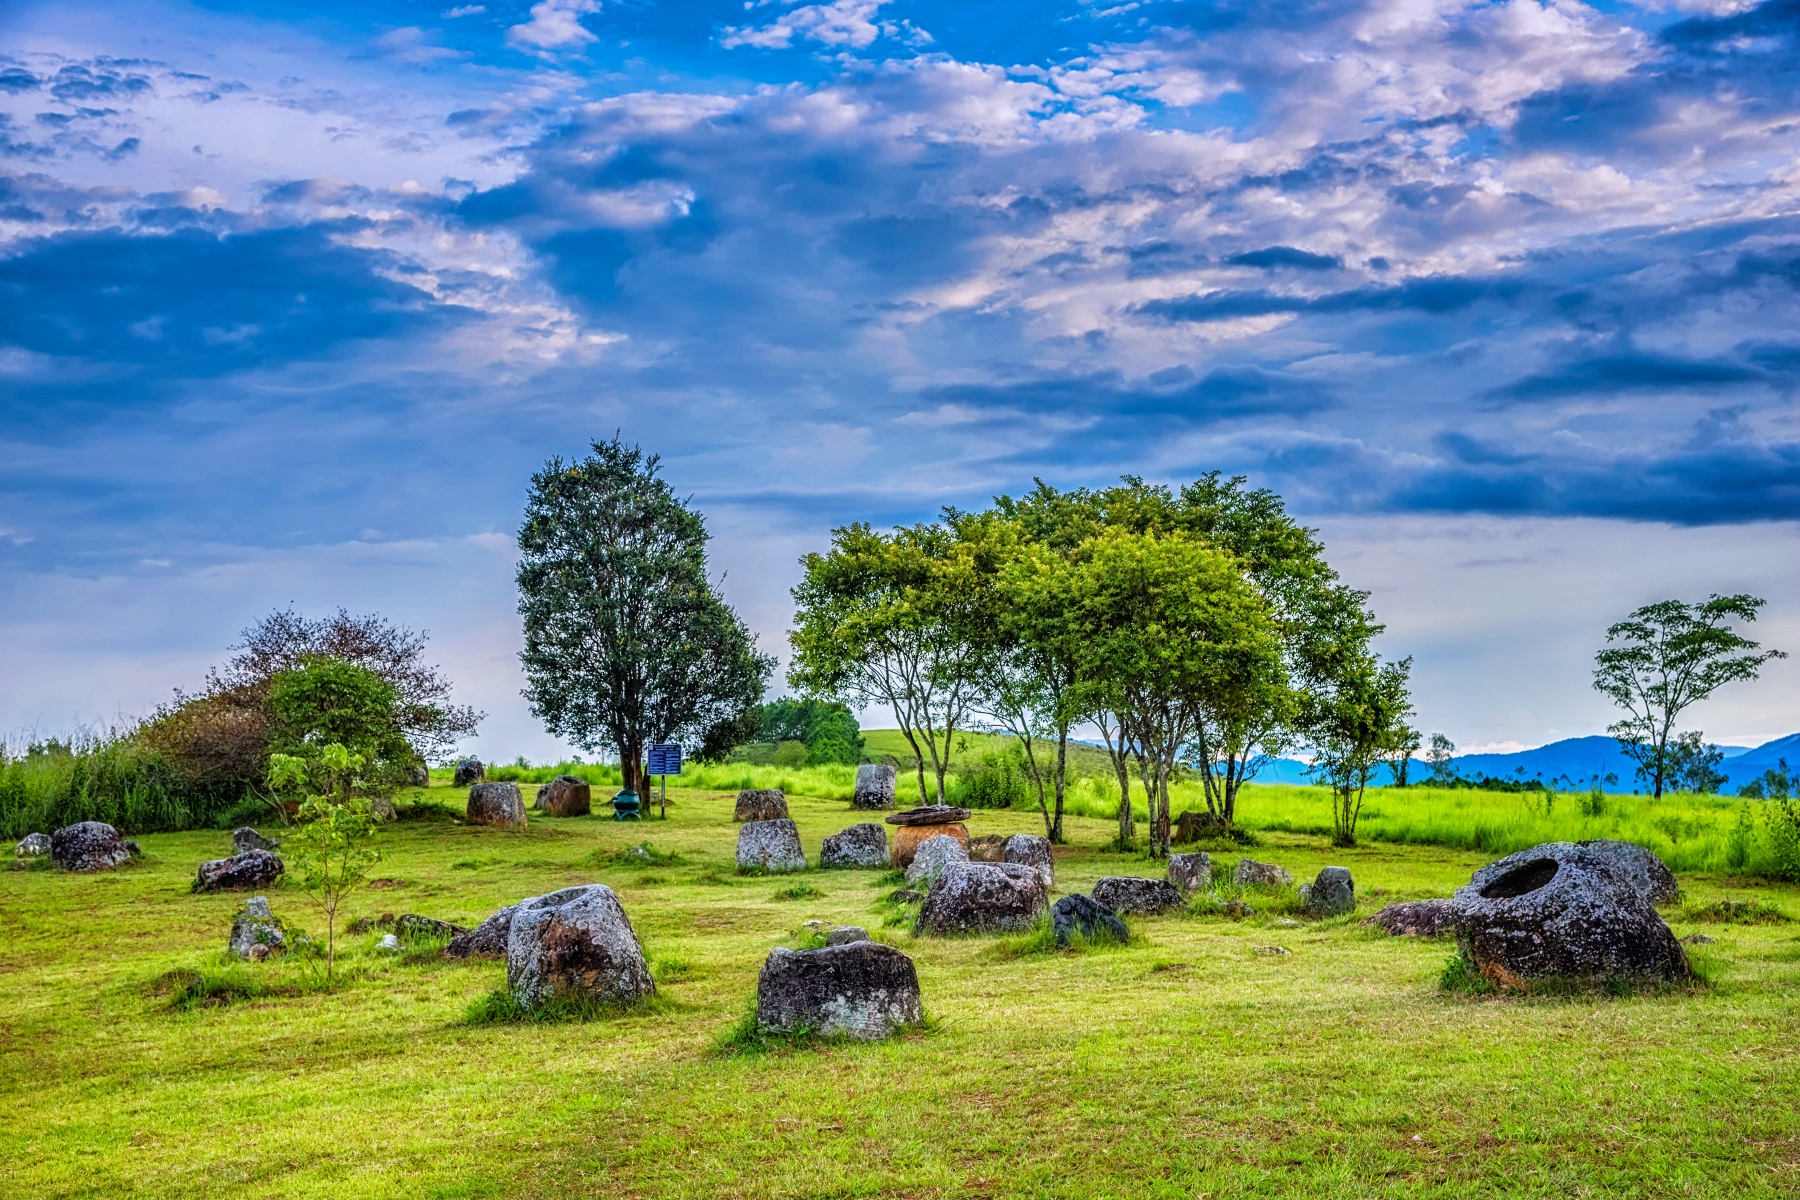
top-left (646, 743), bottom-right (682, 820)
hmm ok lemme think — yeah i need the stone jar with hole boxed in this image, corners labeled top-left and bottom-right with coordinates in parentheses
top-left (467, 782), bottom-right (527, 828)
top-left (1451, 843), bottom-right (1687, 990)
top-left (506, 884), bottom-right (655, 1010)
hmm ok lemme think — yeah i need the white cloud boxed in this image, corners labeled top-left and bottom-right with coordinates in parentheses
top-left (506, 0), bottom-right (600, 51)
top-left (721, 0), bottom-right (892, 50)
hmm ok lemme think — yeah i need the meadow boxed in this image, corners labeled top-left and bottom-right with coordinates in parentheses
top-left (2, 775), bottom-right (1797, 1198)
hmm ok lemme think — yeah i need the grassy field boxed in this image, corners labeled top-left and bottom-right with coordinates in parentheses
top-left (3, 776), bottom-right (1798, 1198)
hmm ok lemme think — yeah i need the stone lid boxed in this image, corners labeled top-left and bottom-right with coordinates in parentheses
top-left (885, 804), bottom-right (972, 826)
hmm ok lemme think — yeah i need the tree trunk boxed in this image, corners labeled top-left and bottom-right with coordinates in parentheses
top-left (1051, 727), bottom-right (1069, 844)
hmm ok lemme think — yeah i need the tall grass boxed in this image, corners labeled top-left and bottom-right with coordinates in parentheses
top-left (0, 729), bottom-right (243, 840)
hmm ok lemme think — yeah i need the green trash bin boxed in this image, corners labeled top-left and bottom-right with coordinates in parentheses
top-left (612, 788), bottom-right (643, 821)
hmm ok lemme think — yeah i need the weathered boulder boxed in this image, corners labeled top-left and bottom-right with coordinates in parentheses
top-left (1579, 840), bottom-right (1680, 905)
top-left (1003, 834), bottom-right (1055, 890)
top-left (1451, 843), bottom-right (1688, 990)
top-left (915, 862), bottom-right (1047, 935)
top-left (394, 914), bottom-right (467, 942)
top-left (886, 804), bottom-right (973, 826)
top-left (14, 832), bottom-right (51, 857)
top-left (825, 925), bottom-right (870, 946)
top-left (1167, 851), bottom-right (1212, 894)
top-left (756, 941), bottom-right (922, 1039)
top-left (539, 775), bottom-right (592, 818)
top-left (905, 833), bottom-right (970, 885)
top-left (1234, 858), bottom-right (1293, 889)
top-left (1174, 809), bottom-right (1227, 843)
top-left (368, 796), bottom-right (397, 823)
top-left (736, 818), bottom-right (807, 873)
top-left (467, 782), bottom-right (527, 828)
top-left (1092, 876), bottom-right (1185, 916)
top-left (819, 822), bottom-right (888, 869)
top-left (452, 758), bottom-right (485, 786)
top-left (1363, 899), bottom-right (1456, 938)
top-left (851, 763), bottom-right (897, 810)
top-left (50, 822), bottom-right (132, 873)
top-left (967, 834), bottom-right (1007, 862)
top-left (890, 822), bottom-right (969, 869)
top-left (227, 896), bottom-right (286, 959)
top-left (409, 764), bottom-right (430, 788)
top-left (506, 884), bottom-right (655, 1009)
top-left (1302, 866), bottom-right (1356, 916)
top-left (887, 888), bottom-right (924, 906)
top-left (196, 849), bottom-right (285, 892)
top-left (445, 904), bottom-right (517, 959)
top-left (735, 788), bottom-right (788, 823)
top-left (1052, 894), bottom-right (1128, 946)
top-left (232, 827), bottom-right (279, 855)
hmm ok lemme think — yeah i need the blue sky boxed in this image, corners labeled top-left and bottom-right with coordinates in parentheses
top-left (2, 0), bottom-right (1796, 759)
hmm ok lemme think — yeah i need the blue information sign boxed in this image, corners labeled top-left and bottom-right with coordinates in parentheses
top-left (646, 744), bottom-right (682, 776)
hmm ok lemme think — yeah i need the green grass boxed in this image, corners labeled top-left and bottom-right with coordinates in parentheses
top-left (5, 775), bottom-right (1797, 1197)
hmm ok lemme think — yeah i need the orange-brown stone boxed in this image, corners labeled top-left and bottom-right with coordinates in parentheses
top-left (891, 822), bottom-right (969, 869)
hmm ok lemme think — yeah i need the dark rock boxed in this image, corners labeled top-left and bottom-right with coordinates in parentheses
top-left (1233, 859), bottom-right (1293, 888)
top-left (227, 896), bottom-right (286, 959)
top-left (885, 804), bottom-right (973, 826)
top-left (467, 782), bottom-right (527, 828)
top-left (445, 904), bottom-right (517, 959)
top-left (14, 833), bottom-right (50, 857)
top-left (1092, 876), bottom-right (1185, 916)
top-left (409, 764), bottom-right (430, 788)
top-left (1223, 900), bottom-right (1254, 919)
top-left (452, 758), bottom-right (485, 786)
top-left (1363, 899), bottom-right (1455, 938)
top-left (825, 925), bottom-right (870, 946)
top-left (851, 763), bottom-right (897, 810)
top-left (394, 914), bottom-right (468, 942)
top-left (1051, 894), bottom-right (1127, 946)
top-left (1451, 843), bottom-right (1688, 990)
top-left (735, 788), bottom-right (788, 822)
top-left (1682, 932), bottom-right (1715, 945)
top-left (891, 822), bottom-right (968, 869)
top-left (506, 885), bottom-right (655, 1009)
top-left (122, 839), bottom-right (142, 858)
top-left (196, 849), bottom-right (285, 892)
top-left (736, 818), bottom-right (806, 873)
top-left (1302, 866), bottom-right (1356, 916)
top-left (967, 834), bottom-right (1007, 862)
top-left (819, 822), bottom-right (888, 869)
top-left (368, 796), bottom-right (396, 823)
top-left (887, 889), bottom-right (924, 905)
top-left (756, 941), bottom-right (922, 1039)
top-left (1254, 945), bottom-right (1292, 956)
top-left (50, 822), bottom-right (132, 872)
top-left (1577, 839), bottom-right (1680, 905)
top-left (232, 827), bottom-right (279, 854)
top-left (915, 862), bottom-right (1047, 935)
top-left (539, 775), bottom-right (592, 818)
top-left (905, 833), bottom-right (969, 885)
top-left (1174, 809), bottom-right (1227, 842)
top-left (1167, 852), bottom-right (1212, 894)
top-left (1003, 834), bottom-right (1054, 889)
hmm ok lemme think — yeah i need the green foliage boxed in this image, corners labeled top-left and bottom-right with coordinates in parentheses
top-left (516, 435), bottom-right (774, 791)
top-left (267, 657), bottom-right (414, 780)
top-left (1307, 653), bottom-right (1415, 848)
top-left (1763, 795), bottom-right (1800, 882)
top-left (0, 729), bottom-right (240, 840)
top-left (1437, 946), bottom-right (1496, 995)
top-left (952, 745), bottom-right (1034, 809)
top-left (1683, 898), bottom-right (1792, 924)
top-left (741, 699), bottom-right (866, 765)
top-left (772, 881), bottom-right (822, 900)
top-left (1666, 732), bottom-right (1728, 795)
top-left (1593, 595), bottom-right (1785, 799)
top-left (276, 744), bottom-right (383, 981)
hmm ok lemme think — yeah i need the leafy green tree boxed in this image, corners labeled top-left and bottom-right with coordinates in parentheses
top-left (267, 657), bottom-right (413, 773)
top-left (269, 743), bottom-right (382, 981)
top-left (1666, 732), bottom-right (1727, 794)
top-left (789, 521), bottom-right (994, 805)
top-left (1593, 595), bottom-right (1785, 800)
top-left (1308, 654), bottom-right (1415, 847)
top-left (1057, 528), bottom-right (1281, 858)
top-left (1426, 733), bottom-right (1456, 786)
top-left (517, 437), bottom-right (775, 792)
top-left (751, 699), bottom-right (865, 765)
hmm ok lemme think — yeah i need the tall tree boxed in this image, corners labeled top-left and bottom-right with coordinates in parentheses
top-left (1425, 733), bottom-right (1456, 786)
top-left (1059, 528), bottom-right (1280, 858)
top-left (1308, 653), bottom-right (1415, 847)
top-left (789, 521), bottom-right (992, 805)
top-left (1593, 594), bottom-right (1785, 800)
top-left (517, 437), bottom-right (773, 791)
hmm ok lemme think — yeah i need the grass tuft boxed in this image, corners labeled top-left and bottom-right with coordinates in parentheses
top-left (462, 986), bottom-right (664, 1026)
top-left (772, 881), bottom-right (823, 901)
top-left (992, 916), bottom-right (1131, 960)
top-left (1684, 898), bottom-right (1792, 925)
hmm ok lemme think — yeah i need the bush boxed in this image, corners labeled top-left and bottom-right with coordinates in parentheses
top-left (0, 729), bottom-right (243, 840)
top-left (952, 748), bottom-right (1033, 810)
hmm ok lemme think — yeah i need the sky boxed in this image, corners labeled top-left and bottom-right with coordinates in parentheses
top-left (2, 0), bottom-right (1797, 763)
